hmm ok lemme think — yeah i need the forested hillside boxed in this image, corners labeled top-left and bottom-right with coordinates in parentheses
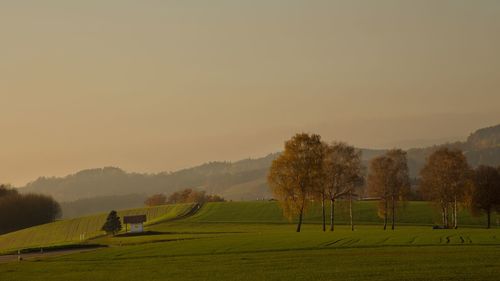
top-left (21, 154), bottom-right (279, 203)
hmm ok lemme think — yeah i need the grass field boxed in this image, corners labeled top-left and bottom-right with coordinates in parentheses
top-left (0, 203), bottom-right (194, 253)
top-left (186, 201), bottom-right (495, 226)
top-left (0, 201), bottom-right (499, 281)
top-left (2, 245), bottom-right (499, 281)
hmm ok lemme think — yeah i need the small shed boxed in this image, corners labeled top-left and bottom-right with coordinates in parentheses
top-left (123, 215), bottom-right (147, 233)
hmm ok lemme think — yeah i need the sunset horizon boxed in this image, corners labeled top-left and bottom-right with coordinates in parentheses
top-left (1, 1), bottom-right (499, 280)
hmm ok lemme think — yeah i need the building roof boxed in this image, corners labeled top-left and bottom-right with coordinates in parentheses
top-left (123, 215), bottom-right (147, 224)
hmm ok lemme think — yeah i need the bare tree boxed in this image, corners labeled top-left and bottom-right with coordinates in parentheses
top-left (367, 149), bottom-right (410, 230)
top-left (386, 149), bottom-right (411, 230)
top-left (367, 156), bottom-right (393, 230)
top-left (268, 133), bottom-right (324, 232)
top-left (469, 165), bottom-right (500, 228)
top-left (323, 142), bottom-right (363, 231)
top-left (419, 148), bottom-right (471, 228)
top-left (314, 143), bottom-right (328, 232)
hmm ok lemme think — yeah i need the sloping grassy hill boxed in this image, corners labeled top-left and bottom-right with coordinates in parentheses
top-left (186, 201), bottom-right (492, 226)
top-left (219, 178), bottom-right (269, 201)
top-left (0, 203), bottom-right (194, 253)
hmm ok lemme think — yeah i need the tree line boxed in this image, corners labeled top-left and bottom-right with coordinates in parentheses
top-left (268, 133), bottom-right (500, 232)
top-left (0, 185), bottom-right (61, 234)
top-left (144, 188), bottom-right (225, 207)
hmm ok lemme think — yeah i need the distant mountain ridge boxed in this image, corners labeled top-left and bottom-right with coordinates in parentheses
top-left (406, 124), bottom-right (500, 174)
top-left (466, 124), bottom-right (500, 149)
top-left (21, 154), bottom-right (279, 202)
top-left (19, 124), bottom-right (500, 217)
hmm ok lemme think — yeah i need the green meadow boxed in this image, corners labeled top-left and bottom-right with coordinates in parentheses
top-left (184, 201), bottom-right (494, 226)
top-left (0, 201), bottom-right (499, 281)
top-left (0, 203), bottom-right (194, 253)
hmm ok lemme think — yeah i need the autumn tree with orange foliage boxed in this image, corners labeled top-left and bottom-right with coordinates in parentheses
top-left (144, 193), bottom-right (167, 207)
top-left (167, 189), bottom-right (225, 204)
top-left (268, 133), bottom-right (324, 232)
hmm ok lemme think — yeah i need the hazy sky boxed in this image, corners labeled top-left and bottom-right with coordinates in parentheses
top-left (1, 0), bottom-right (499, 186)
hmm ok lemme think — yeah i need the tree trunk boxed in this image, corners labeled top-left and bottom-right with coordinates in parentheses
top-left (453, 196), bottom-right (458, 229)
top-left (487, 209), bottom-right (491, 229)
top-left (391, 195), bottom-right (395, 230)
top-left (383, 199), bottom-right (388, 230)
top-left (441, 206), bottom-right (446, 228)
top-left (451, 207), bottom-right (455, 229)
top-left (349, 191), bottom-right (354, 231)
top-left (330, 198), bottom-right (335, 231)
top-left (321, 194), bottom-right (326, 232)
top-left (444, 204), bottom-right (450, 228)
top-left (296, 209), bottom-right (304, 232)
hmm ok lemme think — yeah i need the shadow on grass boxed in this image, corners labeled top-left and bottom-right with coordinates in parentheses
top-left (5, 243), bottom-right (108, 255)
top-left (115, 230), bottom-right (245, 237)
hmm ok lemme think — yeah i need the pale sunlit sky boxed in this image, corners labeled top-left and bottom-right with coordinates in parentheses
top-left (1, 0), bottom-right (499, 186)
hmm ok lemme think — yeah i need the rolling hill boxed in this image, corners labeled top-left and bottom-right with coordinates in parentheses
top-left (0, 203), bottom-right (194, 253)
top-left (17, 124), bottom-right (500, 218)
top-left (0, 200), bottom-right (495, 254)
top-left (1, 200), bottom-right (498, 281)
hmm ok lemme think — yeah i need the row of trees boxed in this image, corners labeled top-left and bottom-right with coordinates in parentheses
top-left (0, 185), bottom-right (61, 234)
top-left (144, 188), bottom-right (225, 206)
top-left (268, 133), bottom-right (500, 232)
top-left (268, 134), bottom-right (365, 232)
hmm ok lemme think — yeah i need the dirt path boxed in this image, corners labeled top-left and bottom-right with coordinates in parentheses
top-left (175, 203), bottom-right (203, 220)
top-left (0, 247), bottom-right (100, 263)
top-left (148, 203), bottom-right (203, 226)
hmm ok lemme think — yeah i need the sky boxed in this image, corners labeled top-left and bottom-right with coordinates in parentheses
top-left (1, 0), bottom-right (499, 186)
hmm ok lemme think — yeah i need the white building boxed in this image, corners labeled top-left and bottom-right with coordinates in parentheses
top-left (123, 215), bottom-right (147, 233)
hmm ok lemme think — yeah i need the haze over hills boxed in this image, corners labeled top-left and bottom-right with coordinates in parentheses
top-left (19, 124), bottom-right (500, 218)
top-left (21, 154), bottom-right (278, 202)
